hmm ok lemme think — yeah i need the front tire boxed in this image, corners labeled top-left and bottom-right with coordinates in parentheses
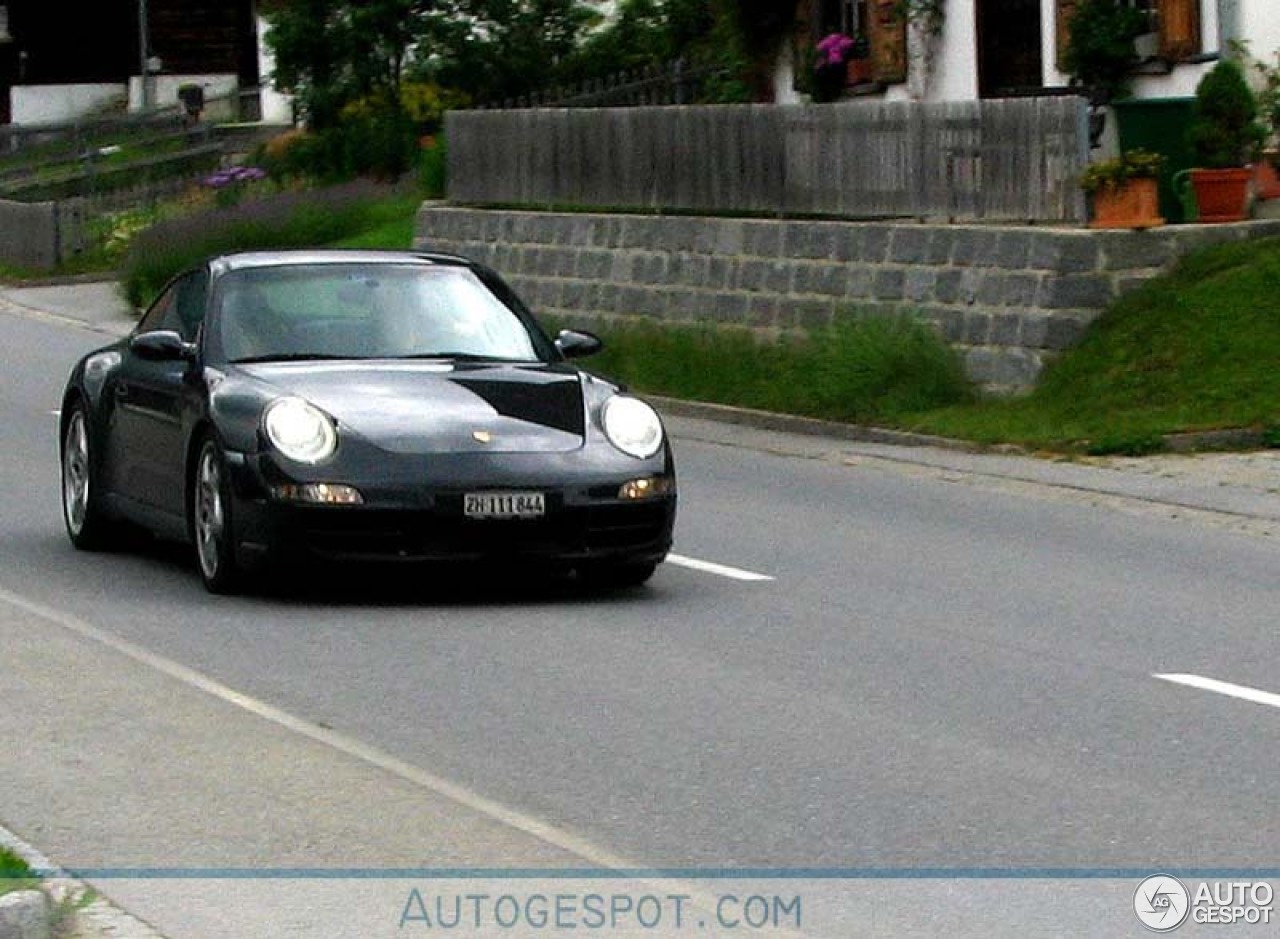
top-left (191, 436), bottom-right (243, 594)
top-left (61, 403), bottom-right (119, 550)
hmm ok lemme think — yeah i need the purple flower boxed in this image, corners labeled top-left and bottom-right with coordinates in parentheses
top-left (204, 166), bottom-right (267, 189)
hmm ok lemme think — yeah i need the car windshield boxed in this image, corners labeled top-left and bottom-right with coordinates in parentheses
top-left (216, 263), bottom-right (547, 364)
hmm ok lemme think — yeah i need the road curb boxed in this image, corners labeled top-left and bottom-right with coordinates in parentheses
top-left (0, 824), bottom-right (166, 939)
top-left (651, 395), bottom-right (1277, 458)
top-left (648, 395), bottom-right (993, 453)
top-left (0, 890), bottom-right (49, 939)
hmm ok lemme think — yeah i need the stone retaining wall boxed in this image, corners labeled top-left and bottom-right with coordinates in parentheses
top-left (414, 205), bottom-right (1280, 391)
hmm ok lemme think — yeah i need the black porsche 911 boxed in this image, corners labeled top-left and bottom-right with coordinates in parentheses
top-left (58, 250), bottom-right (676, 593)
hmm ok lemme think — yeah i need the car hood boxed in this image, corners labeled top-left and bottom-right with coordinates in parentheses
top-left (235, 360), bottom-right (587, 454)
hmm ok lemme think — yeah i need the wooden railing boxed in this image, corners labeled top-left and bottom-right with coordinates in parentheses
top-left (483, 61), bottom-right (730, 110)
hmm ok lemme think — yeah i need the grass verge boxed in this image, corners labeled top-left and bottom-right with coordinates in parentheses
top-left (0, 845), bottom-right (38, 897)
top-left (575, 316), bottom-right (975, 425)
top-left (901, 236), bottom-right (1280, 453)
top-left (568, 236), bottom-right (1280, 454)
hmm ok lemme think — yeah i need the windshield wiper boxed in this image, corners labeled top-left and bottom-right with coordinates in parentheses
top-left (231, 353), bottom-right (352, 364)
top-left (390, 352), bottom-right (535, 363)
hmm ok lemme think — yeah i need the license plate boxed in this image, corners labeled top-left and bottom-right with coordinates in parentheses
top-left (463, 491), bottom-right (546, 519)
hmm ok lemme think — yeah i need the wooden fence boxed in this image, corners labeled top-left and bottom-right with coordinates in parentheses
top-left (446, 97), bottom-right (1090, 223)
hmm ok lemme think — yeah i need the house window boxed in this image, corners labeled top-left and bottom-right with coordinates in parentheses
top-left (1056, 0), bottom-right (1201, 70)
top-left (819, 0), bottom-right (869, 39)
top-left (805, 0), bottom-right (905, 86)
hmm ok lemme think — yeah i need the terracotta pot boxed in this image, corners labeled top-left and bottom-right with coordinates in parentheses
top-left (1089, 177), bottom-right (1164, 229)
top-left (1254, 154), bottom-right (1280, 201)
top-left (846, 57), bottom-right (874, 86)
top-left (1190, 167), bottom-right (1252, 223)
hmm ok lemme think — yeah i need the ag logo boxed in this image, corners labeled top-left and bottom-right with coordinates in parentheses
top-left (1134, 874), bottom-right (1190, 932)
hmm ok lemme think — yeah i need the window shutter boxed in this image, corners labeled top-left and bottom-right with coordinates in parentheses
top-left (1056, 0), bottom-right (1079, 73)
top-left (1158, 0), bottom-right (1200, 62)
top-left (869, 0), bottom-right (907, 83)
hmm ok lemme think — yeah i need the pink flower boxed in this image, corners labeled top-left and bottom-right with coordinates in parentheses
top-left (816, 33), bottom-right (856, 69)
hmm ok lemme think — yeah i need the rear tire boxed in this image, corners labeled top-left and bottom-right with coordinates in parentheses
top-left (61, 403), bottom-right (119, 550)
top-left (191, 436), bottom-right (243, 595)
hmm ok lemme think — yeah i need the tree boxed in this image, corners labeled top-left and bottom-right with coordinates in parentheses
top-left (266, 0), bottom-right (599, 113)
top-left (422, 0), bottom-right (600, 103)
top-left (264, 0), bottom-right (350, 128)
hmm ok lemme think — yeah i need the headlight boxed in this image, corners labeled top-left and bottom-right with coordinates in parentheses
top-left (263, 397), bottom-right (337, 464)
top-left (602, 396), bottom-right (664, 459)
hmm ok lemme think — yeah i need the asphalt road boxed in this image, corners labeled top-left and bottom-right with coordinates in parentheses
top-left (4, 303), bottom-right (1280, 935)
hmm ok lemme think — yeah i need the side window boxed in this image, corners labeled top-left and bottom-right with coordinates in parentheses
top-left (136, 283), bottom-right (180, 334)
top-left (135, 272), bottom-right (208, 341)
top-left (174, 271), bottom-right (210, 341)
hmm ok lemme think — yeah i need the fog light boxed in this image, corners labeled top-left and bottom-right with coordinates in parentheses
top-left (272, 483), bottom-right (364, 505)
top-left (618, 476), bottom-right (674, 500)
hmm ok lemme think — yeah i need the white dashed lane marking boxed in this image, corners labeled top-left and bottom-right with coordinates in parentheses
top-left (666, 554), bottom-right (774, 582)
top-left (1155, 673), bottom-right (1280, 711)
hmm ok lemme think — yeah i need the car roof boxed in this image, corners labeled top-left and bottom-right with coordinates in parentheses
top-left (207, 249), bottom-right (475, 276)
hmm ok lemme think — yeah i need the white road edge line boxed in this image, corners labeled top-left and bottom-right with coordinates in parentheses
top-left (1154, 673), bottom-right (1280, 710)
top-left (0, 584), bottom-right (637, 870)
top-left (666, 553), bottom-right (774, 582)
top-left (0, 584), bottom-right (812, 938)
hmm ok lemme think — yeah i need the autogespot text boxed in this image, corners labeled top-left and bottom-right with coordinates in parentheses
top-left (398, 889), bottom-right (802, 932)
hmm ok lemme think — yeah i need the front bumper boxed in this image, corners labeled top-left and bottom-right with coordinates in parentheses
top-left (223, 450), bottom-right (676, 568)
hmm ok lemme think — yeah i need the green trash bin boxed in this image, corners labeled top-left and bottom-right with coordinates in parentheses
top-left (1112, 97), bottom-right (1197, 223)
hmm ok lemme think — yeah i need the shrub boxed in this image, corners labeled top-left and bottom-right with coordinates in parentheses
top-left (1079, 148), bottom-right (1165, 193)
top-left (1189, 59), bottom-right (1267, 168)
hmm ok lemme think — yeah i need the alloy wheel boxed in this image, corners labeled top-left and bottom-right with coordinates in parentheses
top-left (194, 443), bottom-right (226, 581)
top-left (62, 409), bottom-right (91, 537)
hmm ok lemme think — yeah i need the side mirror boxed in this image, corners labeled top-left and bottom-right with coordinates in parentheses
top-left (130, 330), bottom-right (196, 362)
top-left (554, 329), bottom-right (603, 359)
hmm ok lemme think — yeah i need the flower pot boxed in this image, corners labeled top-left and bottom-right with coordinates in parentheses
top-left (1189, 167), bottom-right (1252, 223)
top-left (1089, 177), bottom-right (1164, 229)
top-left (846, 57), bottom-right (873, 86)
top-left (1254, 153), bottom-right (1280, 201)
top-left (813, 63), bottom-right (846, 102)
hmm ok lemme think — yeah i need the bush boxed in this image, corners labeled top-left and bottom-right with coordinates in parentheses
top-left (1079, 148), bottom-right (1165, 193)
top-left (1189, 59), bottom-right (1267, 168)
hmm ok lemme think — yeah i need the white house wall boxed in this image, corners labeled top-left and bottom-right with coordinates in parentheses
top-left (881, 2), bottom-right (979, 101)
top-left (128, 74), bottom-right (240, 113)
top-left (10, 84), bottom-right (126, 125)
top-left (256, 14), bottom-right (293, 124)
top-left (1238, 0), bottom-right (1280, 71)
